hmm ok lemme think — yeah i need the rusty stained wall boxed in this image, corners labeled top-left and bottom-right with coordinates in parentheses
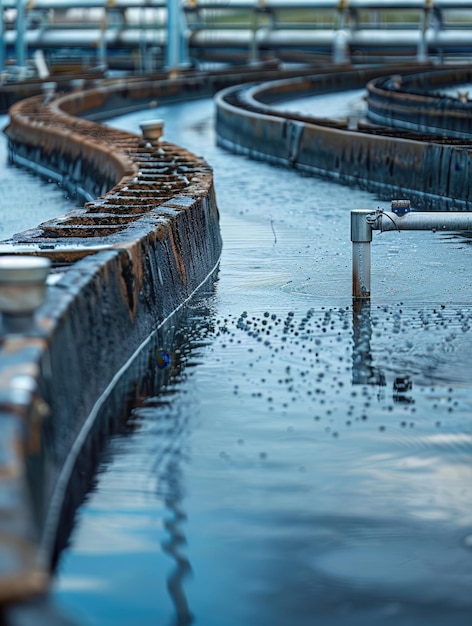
top-left (3, 60), bottom-right (467, 617)
top-left (0, 73), bottom-right (224, 617)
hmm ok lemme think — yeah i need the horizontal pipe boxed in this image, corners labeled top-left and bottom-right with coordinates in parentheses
top-left (4, 0), bottom-right (472, 12)
top-left (4, 27), bottom-right (470, 51)
top-left (3, 1), bottom-right (167, 8)
top-left (352, 208), bottom-right (472, 299)
top-left (189, 28), bottom-right (472, 47)
top-left (367, 210), bottom-right (472, 233)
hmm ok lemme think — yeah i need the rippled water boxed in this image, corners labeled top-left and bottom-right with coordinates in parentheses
top-left (271, 88), bottom-right (367, 118)
top-left (52, 98), bottom-right (472, 625)
top-left (0, 115), bottom-right (74, 240)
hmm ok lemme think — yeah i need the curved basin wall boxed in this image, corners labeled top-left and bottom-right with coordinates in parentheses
top-left (216, 66), bottom-right (472, 211)
top-left (0, 73), bottom-right (225, 612)
top-left (1, 65), bottom-right (351, 609)
top-left (367, 67), bottom-right (472, 138)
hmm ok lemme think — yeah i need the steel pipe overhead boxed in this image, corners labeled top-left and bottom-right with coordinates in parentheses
top-left (3, 0), bottom-right (472, 69)
top-left (4, 0), bottom-right (472, 11)
top-left (4, 27), bottom-right (470, 50)
top-left (0, 0), bottom-right (4, 73)
top-left (3, 1), bottom-right (166, 8)
top-left (185, 1), bottom-right (472, 8)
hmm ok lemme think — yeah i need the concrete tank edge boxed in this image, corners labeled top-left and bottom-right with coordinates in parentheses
top-left (0, 74), bottom-right (224, 618)
top-left (215, 66), bottom-right (472, 211)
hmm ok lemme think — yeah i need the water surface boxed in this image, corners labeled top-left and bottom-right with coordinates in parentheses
top-left (0, 114), bottom-right (74, 240)
top-left (53, 97), bottom-right (472, 626)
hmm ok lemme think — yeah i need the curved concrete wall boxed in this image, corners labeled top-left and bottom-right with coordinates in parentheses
top-left (0, 62), bottom-right (336, 619)
top-left (1, 60), bottom-right (470, 621)
top-left (0, 74), bottom-right (225, 617)
top-left (366, 67), bottom-right (472, 138)
top-left (216, 65), bottom-right (472, 211)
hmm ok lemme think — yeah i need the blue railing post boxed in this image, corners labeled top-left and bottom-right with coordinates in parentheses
top-left (15, 0), bottom-right (26, 69)
top-left (167, 0), bottom-right (188, 73)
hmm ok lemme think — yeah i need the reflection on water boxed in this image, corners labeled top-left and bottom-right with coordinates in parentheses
top-left (352, 300), bottom-right (386, 387)
top-left (54, 294), bottom-right (472, 626)
top-left (53, 99), bottom-right (472, 625)
top-left (161, 458), bottom-right (193, 626)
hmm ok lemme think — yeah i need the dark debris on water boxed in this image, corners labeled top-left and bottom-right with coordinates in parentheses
top-left (182, 303), bottom-right (472, 444)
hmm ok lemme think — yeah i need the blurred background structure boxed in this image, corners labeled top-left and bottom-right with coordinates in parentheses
top-left (2, 0), bottom-right (472, 78)
top-left (1, 3), bottom-right (472, 626)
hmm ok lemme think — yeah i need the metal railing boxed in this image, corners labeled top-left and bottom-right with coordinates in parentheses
top-left (3, 1), bottom-right (472, 75)
top-left (351, 200), bottom-right (472, 299)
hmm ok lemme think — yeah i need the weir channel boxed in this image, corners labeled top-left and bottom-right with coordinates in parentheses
top-left (47, 96), bottom-right (472, 625)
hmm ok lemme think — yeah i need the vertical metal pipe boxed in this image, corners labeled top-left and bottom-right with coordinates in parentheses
top-left (98, 0), bottom-right (109, 70)
top-left (250, 2), bottom-right (261, 64)
top-left (0, 0), bottom-right (5, 73)
top-left (16, 0), bottom-right (26, 69)
top-left (179, 0), bottom-right (189, 67)
top-left (138, 3), bottom-right (145, 73)
top-left (417, 1), bottom-right (431, 62)
top-left (166, 0), bottom-right (180, 72)
top-left (351, 210), bottom-right (372, 299)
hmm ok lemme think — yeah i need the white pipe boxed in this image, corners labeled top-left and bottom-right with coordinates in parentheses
top-left (6, 1), bottom-right (167, 8)
top-left (5, 1), bottom-right (472, 11)
top-left (15, 0), bottom-right (26, 68)
top-left (167, 0), bottom-right (180, 72)
top-left (0, 0), bottom-right (4, 73)
top-left (351, 210), bottom-right (373, 299)
top-left (367, 210), bottom-right (472, 233)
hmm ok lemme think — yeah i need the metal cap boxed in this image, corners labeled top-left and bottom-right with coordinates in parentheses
top-left (351, 210), bottom-right (373, 242)
top-left (391, 199), bottom-right (411, 216)
top-left (0, 255), bottom-right (51, 316)
top-left (139, 119), bottom-right (164, 143)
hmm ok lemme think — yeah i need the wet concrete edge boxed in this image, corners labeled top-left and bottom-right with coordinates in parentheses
top-left (0, 61), bottom-right (468, 622)
top-left (0, 73), bottom-right (228, 622)
top-left (0, 61), bottom-right (346, 622)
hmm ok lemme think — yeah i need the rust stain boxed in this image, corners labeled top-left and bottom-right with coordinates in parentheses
top-left (0, 67), bottom-right (228, 611)
top-left (116, 248), bottom-right (138, 321)
top-left (167, 223), bottom-right (187, 286)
